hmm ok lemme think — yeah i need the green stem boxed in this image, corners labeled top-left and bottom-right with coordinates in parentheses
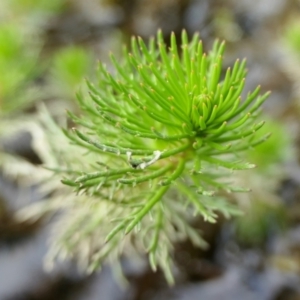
top-left (118, 164), bottom-right (172, 184)
top-left (124, 185), bottom-right (169, 234)
top-left (176, 181), bottom-right (215, 222)
top-left (129, 142), bottom-right (190, 168)
top-left (75, 167), bottom-right (138, 183)
top-left (148, 206), bottom-right (163, 271)
top-left (74, 129), bottom-right (155, 155)
top-left (160, 159), bottom-right (185, 185)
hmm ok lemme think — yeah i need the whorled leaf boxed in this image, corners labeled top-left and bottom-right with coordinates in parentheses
top-left (47, 30), bottom-right (270, 284)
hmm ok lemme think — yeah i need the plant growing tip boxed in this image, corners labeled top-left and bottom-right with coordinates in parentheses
top-left (51, 29), bottom-right (270, 284)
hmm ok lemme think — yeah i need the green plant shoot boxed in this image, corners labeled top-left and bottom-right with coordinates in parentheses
top-left (51, 30), bottom-right (270, 284)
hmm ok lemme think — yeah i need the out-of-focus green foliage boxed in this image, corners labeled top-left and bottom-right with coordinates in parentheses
top-left (0, 0), bottom-right (65, 24)
top-left (283, 16), bottom-right (300, 105)
top-left (0, 0), bottom-right (65, 115)
top-left (235, 200), bottom-right (286, 246)
top-left (0, 0), bottom-right (87, 182)
top-left (213, 8), bottom-right (243, 42)
top-left (285, 19), bottom-right (300, 55)
top-left (246, 119), bottom-right (292, 172)
top-left (50, 47), bottom-right (93, 99)
top-left (234, 119), bottom-right (292, 246)
top-left (0, 23), bottom-right (40, 114)
top-left (10, 0), bottom-right (64, 13)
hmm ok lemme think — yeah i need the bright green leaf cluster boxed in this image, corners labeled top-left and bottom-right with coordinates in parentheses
top-left (52, 30), bottom-right (269, 284)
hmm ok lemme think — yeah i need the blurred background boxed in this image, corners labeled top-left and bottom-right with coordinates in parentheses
top-left (1, 0), bottom-right (300, 299)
